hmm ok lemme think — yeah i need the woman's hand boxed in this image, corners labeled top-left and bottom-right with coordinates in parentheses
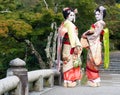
top-left (82, 33), bottom-right (87, 39)
top-left (62, 56), bottom-right (70, 64)
top-left (82, 31), bottom-right (88, 38)
top-left (74, 46), bottom-right (82, 55)
top-left (82, 30), bottom-right (94, 38)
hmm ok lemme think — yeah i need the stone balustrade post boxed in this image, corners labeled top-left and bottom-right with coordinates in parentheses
top-left (33, 75), bottom-right (43, 91)
top-left (48, 73), bottom-right (54, 87)
top-left (6, 58), bottom-right (28, 95)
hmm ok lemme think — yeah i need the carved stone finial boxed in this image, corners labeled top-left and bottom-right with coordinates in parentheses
top-left (10, 58), bottom-right (26, 66)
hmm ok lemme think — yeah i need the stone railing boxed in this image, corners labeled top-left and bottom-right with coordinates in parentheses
top-left (0, 58), bottom-right (61, 95)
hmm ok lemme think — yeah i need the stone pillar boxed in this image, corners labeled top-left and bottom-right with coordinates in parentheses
top-left (6, 58), bottom-right (28, 95)
top-left (48, 73), bottom-right (54, 87)
top-left (33, 75), bottom-right (43, 91)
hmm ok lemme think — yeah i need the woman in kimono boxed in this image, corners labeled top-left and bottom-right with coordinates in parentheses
top-left (81, 6), bottom-right (106, 87)
top-left (57, 7), bottom-right (82, 87)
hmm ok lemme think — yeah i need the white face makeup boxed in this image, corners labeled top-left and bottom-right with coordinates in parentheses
top-left (67, 11), bottom-right (75, 22)
top-left (95, 11), bottom-right (103, 21)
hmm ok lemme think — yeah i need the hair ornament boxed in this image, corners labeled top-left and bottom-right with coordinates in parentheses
top-left (99, 6), bottom-right (106, 12)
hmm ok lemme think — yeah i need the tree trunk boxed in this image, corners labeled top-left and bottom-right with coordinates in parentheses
top-left (45, 22), bottom-right (58, 68)
top-left (51, 22), bottom-right (58, 67)
top-left (25, 40), bottom-right (46, 69)
top-left (45, 32), bottom-right (53, 68)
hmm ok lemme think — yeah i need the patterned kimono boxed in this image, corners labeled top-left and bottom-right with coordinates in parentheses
top-left (86, 20), bottom-right (105, 82)
top-left (58, 19), bottom-right (82, 82)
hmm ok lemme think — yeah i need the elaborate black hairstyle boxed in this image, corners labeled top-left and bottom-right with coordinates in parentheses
top-left (62, 7), bottom-right (74, 19)
top-left (95, 6), bottom-right (106, 18)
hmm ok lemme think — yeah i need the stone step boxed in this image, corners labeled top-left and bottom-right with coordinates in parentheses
top-left (100, 68), bottom-right (120, 71)
top-left (100, 67), bottom-right (120, 71)
top-left (102, 67), bottom-right (120, 70)
top-left (110, 61), bottom-right (120, 64)
top-left (101, 81), bottom-right (120, 86)
top-left (100, 70), bottom-right (120, 74)
top-left (104, 65), bottom-right (120, 68)
top-left (100, 73), bottom-right (120, 79)
top-left (110, 58), bottom-right (120, 60)
top-left (100, 61), bottom-right (120, 70)
top-left (100, 73), bottom-right (120, 86)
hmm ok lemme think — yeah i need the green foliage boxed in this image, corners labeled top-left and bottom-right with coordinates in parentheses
top-left (116, 0), bottom-right (120, 3)
top-left (0, 0), bottom-right (18, 11)
top-left (104, 4), bottom-right (120, 50)
top-left (0, 20), bottom-right (8, 37)
top-left (90, 1), bottom-right (120, 50)
top-left (0, 12), bottom-right (20, 20)
top-left (0, 36), bottom-right (26, 78)
top-left (75, 0), bottom-right (96, 36)
top-left (7, 20), bottom-right (32, 37)
top-left (81, 72), bottom-right (88, 85)
top-left (95, 0), bottom-right (116, 5)
top-left (0, 19), bottom-right (32, 38)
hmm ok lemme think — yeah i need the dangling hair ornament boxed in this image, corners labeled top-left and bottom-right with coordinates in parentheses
top-left (99, 6), bottom-right (106, 15)
top-left (74, 8), bottom-right (78, 14)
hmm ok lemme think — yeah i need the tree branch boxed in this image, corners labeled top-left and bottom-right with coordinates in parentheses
top-left (25, 39), bottom-right (46, 69)
top-left (43, 0), bottom-right (48, 9)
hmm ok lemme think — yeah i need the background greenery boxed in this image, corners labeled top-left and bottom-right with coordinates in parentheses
top-left (0, 0), bottom-right (120, 78)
